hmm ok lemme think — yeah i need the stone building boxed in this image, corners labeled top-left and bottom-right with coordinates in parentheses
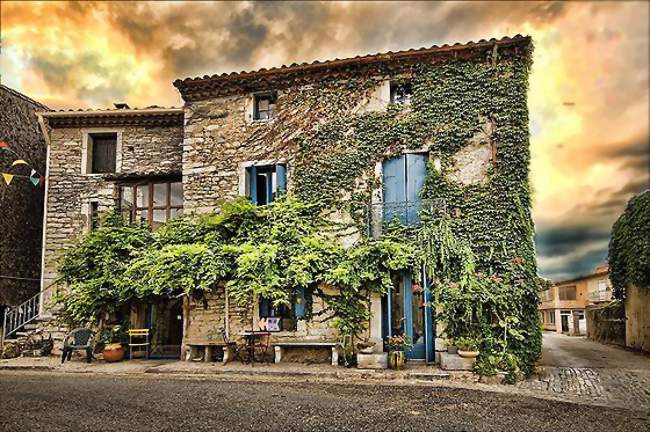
top-left (0, 85), bottom-right (48, 311)
top-left (37, 35), bottom-right (534, 363)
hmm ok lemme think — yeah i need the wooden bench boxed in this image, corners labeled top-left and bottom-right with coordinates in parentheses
top-left (185, 340), bottom-right (235, 364)
top-left (272, 341), bottom-right (338, 366)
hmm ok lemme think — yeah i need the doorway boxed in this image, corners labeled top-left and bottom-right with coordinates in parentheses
top-left (145, 298), bottom-right (184, 359)
top-left (382, 271), bottom-right (434, 361)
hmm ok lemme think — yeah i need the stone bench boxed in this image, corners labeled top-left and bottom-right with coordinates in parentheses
top-left (272, 341), bottom-right (338, 366)
top-left (185, 340), bottom-right (235, 364)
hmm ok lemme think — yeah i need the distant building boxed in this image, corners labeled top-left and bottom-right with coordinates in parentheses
top-left (539, 265), bottom-right (612, 335)
top-left (0, 85), bottom-right (48, 311)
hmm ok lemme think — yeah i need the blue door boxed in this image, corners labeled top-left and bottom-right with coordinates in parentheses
top-left (384, 271), bottom-right (434, 361)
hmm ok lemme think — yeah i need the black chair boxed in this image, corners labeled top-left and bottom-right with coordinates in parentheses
top-left (61, 328), bottom-right (95, 364)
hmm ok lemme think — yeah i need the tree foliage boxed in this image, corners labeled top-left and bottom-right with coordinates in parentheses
top-left (609, 191), bottom-right (650, 298)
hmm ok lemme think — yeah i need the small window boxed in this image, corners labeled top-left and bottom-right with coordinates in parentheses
top-left (120, 180), bottom-right (183, 229)
top-left (390, 81), bottom-right (413, 105)
top-left (547, 311), bottom-right (555, 324)
top-left (90, 133), bottom-right (117, 173)
top-left (89, 202), bottom-right (99, 231)
top-left (253, 93), bottom-right (277, 121)
top-left (558, 286), bottom-right (577, 301)
top-left (245, 163), bottom-right (287, 205)
top-left (259, 287), bottom-right (310, 332)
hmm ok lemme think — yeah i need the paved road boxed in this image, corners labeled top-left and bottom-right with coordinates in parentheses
top-left (1, 372), bottom-right (648, 431)
top-left (540, 332), bottom-right (650, 368)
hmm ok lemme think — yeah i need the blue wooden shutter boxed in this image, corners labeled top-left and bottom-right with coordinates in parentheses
top-left (276, 163), bottom-right (287, 196)
top-left (382, 155), bottom-right (406, 223)
top-left (405, 153), bottom-right (427, 224)
top-left (293, 287), bottom-right (307, 318)
top-left (247, 166), bottom-right (258, 204)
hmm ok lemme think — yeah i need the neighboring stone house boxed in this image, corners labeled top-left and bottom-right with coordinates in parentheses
top-left (38, 35), bottom-right (535, 362)
top-left (539, 265), bottom-right (612, 335)
top-left (0, 85), bottom-right (48, 311)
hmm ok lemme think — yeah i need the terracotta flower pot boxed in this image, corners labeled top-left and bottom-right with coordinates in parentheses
top-left (103, 343), bottom-right (125, 362)
top-left (458, 350), bottom-right (480, 358)
top-left (388, 350), bottom-right (406, 370)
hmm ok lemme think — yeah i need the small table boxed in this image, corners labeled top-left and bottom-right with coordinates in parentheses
top-left (185, 340), bottom-right (235, 364)
top-left (239, 331), bottom-right (271, 366)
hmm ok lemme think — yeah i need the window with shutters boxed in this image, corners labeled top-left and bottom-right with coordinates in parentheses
top-left (119, 180), bottom-right (183, 229)
top-left (245, 162), bottom-right (287, 205)
top-left (382, 153), bottom-right (427, 225)
top-left (89, 133), bottom-right (117, 173)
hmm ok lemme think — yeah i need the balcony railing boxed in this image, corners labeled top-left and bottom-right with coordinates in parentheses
top-left (367, 198), bottom-right (446, 238)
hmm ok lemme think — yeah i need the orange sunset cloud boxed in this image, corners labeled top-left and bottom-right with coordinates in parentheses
top-left (1, 1), bottom-right (648, 279)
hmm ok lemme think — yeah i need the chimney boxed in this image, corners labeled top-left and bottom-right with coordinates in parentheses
top-left (114, 103), bottom-right (130, 110)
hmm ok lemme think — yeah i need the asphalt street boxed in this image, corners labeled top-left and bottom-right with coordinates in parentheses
top-left (1, 372), bottom-right (648, 431)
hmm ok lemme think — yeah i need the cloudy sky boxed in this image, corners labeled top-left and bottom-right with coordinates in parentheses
top-left (1, 1), bottom-right (648, 280)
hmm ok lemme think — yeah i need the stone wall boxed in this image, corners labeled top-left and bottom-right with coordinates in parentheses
top-left (585, 302), bottom-right (625, 347)
top-left (41, 123), bottom-right (183, 312)
top-left (0, 85), bottom-right (47, 306)
top-left (625, 284), bottom-right (650, 353)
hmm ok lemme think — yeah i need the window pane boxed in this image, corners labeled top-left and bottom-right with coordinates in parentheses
top-left (152, 209), bottom-right (166, 230)
top-left (153, 183), bottom-right (167, 207)
top-left (137, 185), bottom-right (149, 207)
top-left (138, 209), bottom-right (148, 225)
top-left (258, 98), bottom-right (269, 111)
top-left (121, 186), bottom-right (134, 209)
top-left (170, 208), bottom-right (183, 219)
top-left (170, 182), bottom-right (183, 206)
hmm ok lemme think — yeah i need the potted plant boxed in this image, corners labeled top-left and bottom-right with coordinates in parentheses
top-left (386, 335), bottom-right (413, 370)
top-left (456, 336), bottom-right (480, 358)
top-left (100, 325), bottom-right (127, 362)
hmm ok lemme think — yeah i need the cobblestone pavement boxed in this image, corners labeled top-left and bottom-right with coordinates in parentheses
top-left (517, 367), bottom-right (650, 411)
top-left (513, 333), bottom-right (650, 411)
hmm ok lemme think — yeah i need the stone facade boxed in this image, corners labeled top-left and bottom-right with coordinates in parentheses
top-left (36, 36), bottom-right (533, 362)
top-left (0, 85), bottom-right (47, 307)
top-left (40, 113), bottom-right (184, 313)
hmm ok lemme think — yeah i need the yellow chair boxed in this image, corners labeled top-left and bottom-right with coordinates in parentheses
top-left (128, 329), bottom-right (150, 360)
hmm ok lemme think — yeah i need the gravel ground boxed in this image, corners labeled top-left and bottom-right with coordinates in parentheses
top-left (1, 372), bottom-right (648, 432)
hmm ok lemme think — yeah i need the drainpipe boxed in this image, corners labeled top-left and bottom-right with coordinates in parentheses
top-left (36, 114), bottom-right (51, 317)
top-left (224, 285), bottom-right (230, 339)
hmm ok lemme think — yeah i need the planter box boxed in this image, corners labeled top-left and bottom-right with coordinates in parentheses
top-left (356, 352), bottom-right (388, 369)
top-left (439, 352), bottom-right (475, 371)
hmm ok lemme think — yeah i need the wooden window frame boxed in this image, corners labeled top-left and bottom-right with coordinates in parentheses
top-left (120, 180), bottom-right (182, 227)
top-left (89, 132), bottom-right (118, 174)
top-left (253, 92), bottom-right (277, 121)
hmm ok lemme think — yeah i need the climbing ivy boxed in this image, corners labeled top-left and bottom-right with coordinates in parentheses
top-left (609, 191), bottom-right (650, 299)
top-left (292, 43), bottom-right (541, 376)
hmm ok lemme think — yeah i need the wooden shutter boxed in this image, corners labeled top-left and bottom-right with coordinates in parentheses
top-left (91, 134), bottom-right (117, 173)
top-left (405, 153), bottom-right (427, 224)
top-left (382, 155), bottom-right (406, 223)
top-left (276, 163), bottom-right (287, 195)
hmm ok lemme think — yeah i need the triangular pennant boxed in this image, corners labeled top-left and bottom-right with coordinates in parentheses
top-left (11, 159), bottom-right (29, 167)
top-left (39, 175), bottom-right (45, 186)
top-left (30, 169), bottom-right (37, 178)
top-left (0, 141), bottom-right (8, 149)
top-left (2, 173), bottom-right (14, 185)
top-left (30, 175), bottom-right (40, 187)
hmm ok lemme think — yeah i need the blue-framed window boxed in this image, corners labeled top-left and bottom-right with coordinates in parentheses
top-left (246, 163), bottom-right (287, 205)
top-left (382, 153), bottom-right (427, 224)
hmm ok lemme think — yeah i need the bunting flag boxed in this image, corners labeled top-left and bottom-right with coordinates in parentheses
top-left (2, 173), bottom-right (15, 185)
top-left (0, 139), bottom-right (44, 188)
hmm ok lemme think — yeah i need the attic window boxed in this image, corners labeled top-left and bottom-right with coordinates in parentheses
top-left (253, 92), bottom-right (277, 121)
top-left (390, 81), bottom-right (413, 105)
top-left (89, 133), bottom-right (117, 173)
